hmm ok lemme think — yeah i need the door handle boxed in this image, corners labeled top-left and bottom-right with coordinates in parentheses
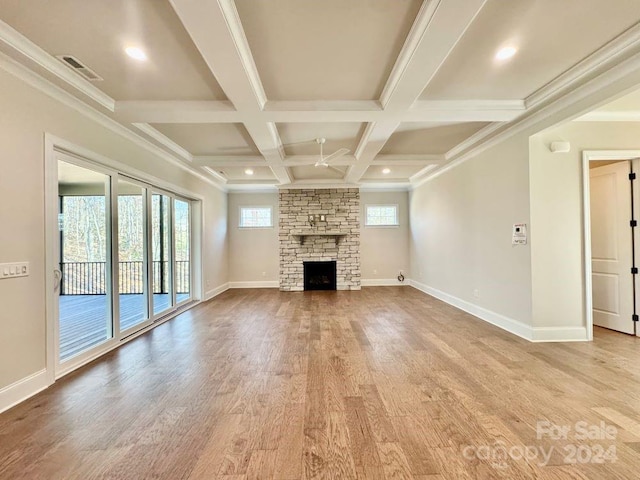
top-left (53, 269), bottom-right (62, 292)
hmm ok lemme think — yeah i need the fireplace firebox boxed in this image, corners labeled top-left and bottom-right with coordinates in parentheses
top-left (303, 261), bottom-right (337, 291)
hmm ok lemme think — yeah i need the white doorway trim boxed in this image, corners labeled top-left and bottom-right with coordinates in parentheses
top-left (582, 150), bottom-right (640, 341)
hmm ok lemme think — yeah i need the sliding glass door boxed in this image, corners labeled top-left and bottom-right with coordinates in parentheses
top-left (55, 153), bottom-right (195, 369)
top-left (117, 178), bottom-right (150, 333)
top-left (57, 159), bottom-right (113, 361)
top-left (174, 198), bottom-right (191, 304)
top-left (152, 193), bottom-right (173, 316)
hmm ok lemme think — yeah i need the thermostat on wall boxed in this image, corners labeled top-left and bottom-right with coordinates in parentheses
top-left (512, 224), bottom-right (527, 245)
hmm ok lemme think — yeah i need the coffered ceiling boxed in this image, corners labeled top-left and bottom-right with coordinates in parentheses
top-left (1, 0), bottom-right (640, 190)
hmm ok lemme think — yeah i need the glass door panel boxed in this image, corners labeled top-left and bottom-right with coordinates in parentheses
top-left (174, 198), bottom-right (191, 303)
top-left (57, 160), bottom-right (112, 360)
top-left (117, 179), bottom-right (149, 331)
top-left (152, 193), bottom-right (173, 315)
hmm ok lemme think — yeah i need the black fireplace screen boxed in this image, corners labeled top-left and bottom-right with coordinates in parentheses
top-left (303, 261), bottom-right (337, 291)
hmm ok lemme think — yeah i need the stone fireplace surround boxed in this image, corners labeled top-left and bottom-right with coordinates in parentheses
top-left (279, 188), bottom-right (361, 291)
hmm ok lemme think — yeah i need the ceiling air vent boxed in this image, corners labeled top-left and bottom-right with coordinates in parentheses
top-left (56, 55), bottom-right (103, 81)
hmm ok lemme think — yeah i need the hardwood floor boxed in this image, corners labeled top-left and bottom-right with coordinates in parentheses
top-left (1, 287), bottom-right (640, 479)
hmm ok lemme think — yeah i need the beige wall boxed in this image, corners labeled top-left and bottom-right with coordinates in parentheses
top-left (529, 121), bottom-right (640, 331)
top-left (409, 134), bottom-right (533, 325)
top-left (0, 67), bottom-right (228, 390)
top-left (360, 191), bottom-right (410, 282)
top-left (228, 192), bottom-right (279, 284)
top-left (227, 190), bottom-right (411, 285)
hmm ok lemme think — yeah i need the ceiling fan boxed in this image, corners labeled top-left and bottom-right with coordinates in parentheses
top-left (312, 138), bottom-right (349, 168)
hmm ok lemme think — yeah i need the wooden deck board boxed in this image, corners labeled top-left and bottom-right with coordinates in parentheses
top-left (59, 293), bottom-right (189, 359)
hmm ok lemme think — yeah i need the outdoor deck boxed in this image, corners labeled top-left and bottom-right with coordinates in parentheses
top-left (59, 293), bottom-right (189, 360)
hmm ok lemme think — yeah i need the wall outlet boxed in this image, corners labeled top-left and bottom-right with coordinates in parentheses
top-left (373, 269), bottom-right (377, 275)
top-left (262, 271), bottom-right (266, 277)
top-left (0, 262), bottom-right (29, 279)
top-left (473, 289), bottom-right (480, 299)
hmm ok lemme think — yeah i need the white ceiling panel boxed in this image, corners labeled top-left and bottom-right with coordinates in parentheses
top-left (151, 124), bottom-right (260, 155)
top-left (234, 0), bottom-right (422, 100)
top-left (0, 0), bottom-right (227, 101)
top-left (381, 122), bottom-right (489, 155)
top-left (421, 0), bottom-right (640, 100)
top-left (278, 123), bottom-right (365, 156)
top-left (362, 165), bottom-right (424, 180)
top-left (290, 165), bottom-right (347, 181)
top-left (218, 166), bottom-right (275, 181)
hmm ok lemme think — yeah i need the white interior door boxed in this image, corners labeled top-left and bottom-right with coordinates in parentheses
top-left (590, 161), bottom-right (635, 334)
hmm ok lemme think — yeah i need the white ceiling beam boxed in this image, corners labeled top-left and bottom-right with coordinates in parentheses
top-left (169, 0), bottom-right (291, 184)
top-left (114, 99), bottom-right (519, 123)
top-left (346, 0), bottom-right (488, 183)
top-left (194, 153), bottom-right (445, 168)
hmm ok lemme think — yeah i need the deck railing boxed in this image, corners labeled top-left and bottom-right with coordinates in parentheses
top-left (60, 261), bottom-right (190, 295)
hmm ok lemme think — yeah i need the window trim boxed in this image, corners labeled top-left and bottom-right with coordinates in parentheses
top-left (364, 204), bottom-right (399, 228)
top-left (238, 205), bottom-right (274, 229)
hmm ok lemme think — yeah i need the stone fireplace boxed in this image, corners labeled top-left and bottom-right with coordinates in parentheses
top-left (279, 188), bottom-right (360, 291)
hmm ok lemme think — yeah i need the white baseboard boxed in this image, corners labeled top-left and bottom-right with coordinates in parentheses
top-left (531, 326), bottom-right (589, 342)
top-left (0, 369), bottom-right (50, 414)
top-left (205, 282), bottom-right (230, 300)
top-left (361, 278), bottom-right (410, 287)
top-left (228, 281), bottom-right (279, 289)
top-left (410, 280), bottom-right (534, 341)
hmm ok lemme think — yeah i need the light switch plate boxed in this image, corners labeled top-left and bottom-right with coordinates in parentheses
top-left (0, 262), bottom-right (29, 279)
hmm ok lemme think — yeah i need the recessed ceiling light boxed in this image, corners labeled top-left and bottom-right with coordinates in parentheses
top-left (495, 46), bottom-right (517, 61)
top-left (244, 168), bottom-right (254, 176)
top-left (382, 168), bottom-right (391, 174)
top-left (125, 46), bottom-right (147, 61)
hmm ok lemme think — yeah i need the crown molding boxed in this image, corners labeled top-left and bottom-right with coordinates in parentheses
top-left (202, 167), bottom-right (230, 185)
top-left (443, 122), bottom-right (505, 159)
top-left (132, 123), bottom-right (193, 161)
top-left (0, 51), bottom-right (225, 191)
top-left (526, 23), bottom-right (640, 109)
top-left (0, 19), bottom-right (115, 111)
top-left (278, 181), bottom-right (361, 190)
top-left (573, 110), bottom-right (640, 122)
top-left (409, 164), bottom-right (438, 183)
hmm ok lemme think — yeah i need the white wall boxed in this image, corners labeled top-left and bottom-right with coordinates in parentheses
top-left (0, 64), bottom-right (228, 393)
top-left (409, 134), bottom-right (533, 328)
top-left (529, 121), bottom-right (640, 336)
top-left (360, 191), bottom-right (410, 284)
top-left (227, 192), bottom-right (279, 285)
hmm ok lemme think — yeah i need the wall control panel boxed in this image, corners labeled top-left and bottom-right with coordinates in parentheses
top-left (0, 262), bottom-right (30, 279)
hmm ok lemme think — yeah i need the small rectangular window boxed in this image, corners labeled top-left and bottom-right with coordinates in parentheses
top-left (239, 206), bottom-right (273, 228)
top-left (365, 205), bottom-right (398, 227)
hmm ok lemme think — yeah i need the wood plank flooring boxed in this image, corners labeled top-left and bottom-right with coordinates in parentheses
top-left (2, 287), bottom-right (640, 479)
